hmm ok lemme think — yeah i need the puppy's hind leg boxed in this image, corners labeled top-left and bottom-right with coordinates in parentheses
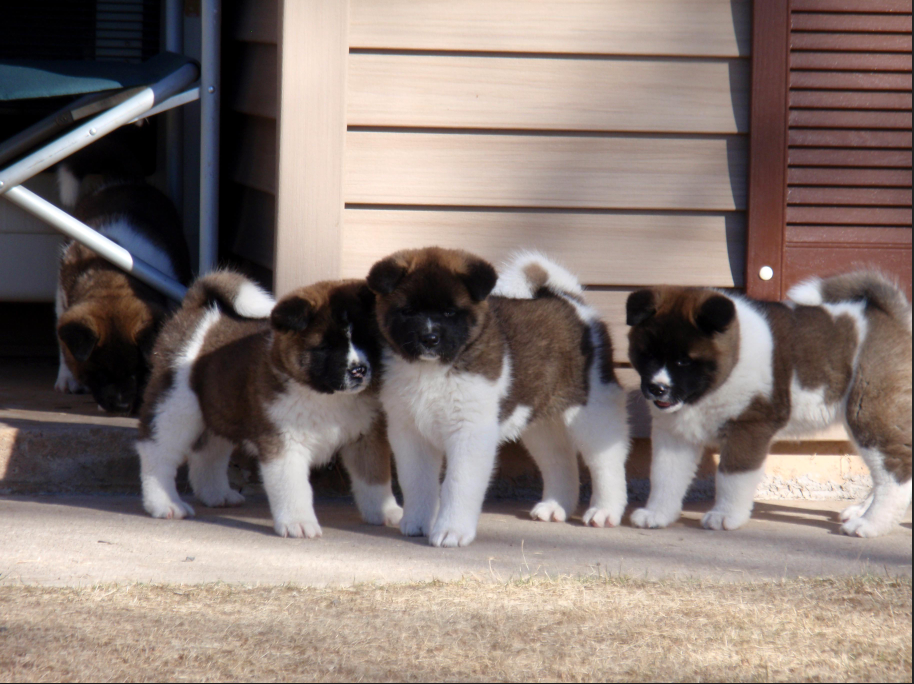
top-left (521, 419), bottom-right (579, 522)
top-left (339, 417), bottom-right (403, 526)
top-left (188, 433), bottom-right (245, 508)
top-left (566, 382), bottom-right (630, 528)
top-left (841, 448), bottom-right (911, 538)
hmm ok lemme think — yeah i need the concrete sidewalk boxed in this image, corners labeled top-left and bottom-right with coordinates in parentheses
top-left (1, 495), bottom-right (910, 587)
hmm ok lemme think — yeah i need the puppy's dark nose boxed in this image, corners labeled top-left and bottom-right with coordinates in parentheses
top-left (420, 332), bottom-right (440, 348)
top-left (348, 365), bottom-right (368, 379)
top-left (647, 382), bottom-right (669, 398)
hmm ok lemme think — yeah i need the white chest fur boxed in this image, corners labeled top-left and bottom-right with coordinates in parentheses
top-left (381, 349), bottom-right (511, 446)
top-left (267, 382), bottom-right (378, 464)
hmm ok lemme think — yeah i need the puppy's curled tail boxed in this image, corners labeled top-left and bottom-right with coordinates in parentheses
top-left (183, 270), bottom-right (275, 318)
top-left (492, 250), bottom-right (584, 300)
top-left (789, 271), bottom-right (912, 333)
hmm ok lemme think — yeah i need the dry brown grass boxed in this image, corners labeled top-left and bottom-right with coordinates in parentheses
top-left (0, 575), bottom-right (910, 682)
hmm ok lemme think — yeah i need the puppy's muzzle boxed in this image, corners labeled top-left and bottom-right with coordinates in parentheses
top-left (348, 364), bottom-right (368, 381)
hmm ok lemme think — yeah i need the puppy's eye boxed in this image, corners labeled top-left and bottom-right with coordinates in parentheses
top-left (675, 358), bottom-right (692, 367)
top-left (443, 308), bottom-right (457, 318)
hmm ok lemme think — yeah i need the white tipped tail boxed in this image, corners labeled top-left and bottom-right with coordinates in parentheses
top-left (492, 250), bottom-right (584, 299)
top-left (57, 165), bottom-right (81, 208)
top-left (184, 270), bottom-right (275, 318)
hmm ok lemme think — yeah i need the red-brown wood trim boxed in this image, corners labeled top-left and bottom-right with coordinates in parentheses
top-left (789, 110), bottom-right (913, 129)
top-left (746, 0), bottom-right (791, 300)
top-left (791, 13), bottom-right (913, 33)
top-left (786, 225), bottom-right (913, 244)
top-left (788, 147), bottom-right (913, 166)
top-left (789, 90), bottom-right (913, 109)
top-left (786, 205), bottom-right (913, 224)
top-left (787, 167), bottom-right (914, 186)
top-left (790, 33), bottom-right (912, 51)
top-left (789, 70), bottom-right (913, 90)
top-left (788, 129), bottom-right (913, 147)
top-left (789, 51), bottom-right (913, 70)
top-left (791, 0), bottom-right (912, 12)
top-left (787, 186), bottom-right (913, 205)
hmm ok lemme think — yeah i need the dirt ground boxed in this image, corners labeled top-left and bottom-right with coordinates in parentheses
top-left (1, 575), bottom-right (910, 682)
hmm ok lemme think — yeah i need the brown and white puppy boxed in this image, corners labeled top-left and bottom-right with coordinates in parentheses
top-left (626, 272), bottom-right (912, 537)
top-left (368, 248), bottom-right (630, 547)
top-left (137, 271), bottom-right (402, 538)
top-left (54, 170), bottom-right (192, 413)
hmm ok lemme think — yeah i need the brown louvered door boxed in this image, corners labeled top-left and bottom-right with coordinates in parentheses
top-left (746, 0), bottom-right (912, 300)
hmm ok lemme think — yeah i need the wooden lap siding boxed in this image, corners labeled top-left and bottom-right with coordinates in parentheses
top-left (746, 0), bottom-right (913, 301)
top-left (273, 0), bottom-right (752, 376)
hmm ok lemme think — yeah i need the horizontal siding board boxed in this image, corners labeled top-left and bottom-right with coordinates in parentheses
top-left (786, 225), bottom-right (912, 244)
top-left (790, 0), bottom-right (912, 11)
top-left (790, 32), bottom-right (912, 51)
top-left (229, 116), bottom-right (277, 194)
top-left (349, 0), bottom-right (751, 57)
top-left (347, 54), bottom-right (749, 134)
top-left (787, 167), bottom-right (913, 186)
top-left (789, 70), bottom-right (913, 90)
top-left (791, 12), bottom-right (913, 32)
top-left (786, 206), bottom-right (912, 224)
top-left (789, 90), bottom-right (913, 108)
top-left (228, 0), bottom-right (278, 44)
top-left (787, 147), bottom-right (912, 166)
top-left (788, 109), bottom-right (912, 129)
top-left (787, 186), bottom-right (912, 206)
top-left (344, 132), bottom-right (747, 211)
top-left (789, 51), bottom-right (913, 70)
top-left (0, 233), bottom-right (65, 301)
top-left (788, 128), bottom-right (913, 147)
top-left (229, 43), bottom-right (277, 119)
top-left (340, 209), bottom-right (745, 287)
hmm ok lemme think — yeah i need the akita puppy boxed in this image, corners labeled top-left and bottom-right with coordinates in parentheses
top-left (368, 248), bottom-right (630, 547)
top-left (626, 271), bottom-right (912, 537)
top-left (137, 271), bottom-right (402, 537)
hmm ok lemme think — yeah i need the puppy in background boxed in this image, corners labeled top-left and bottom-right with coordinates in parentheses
top-left (54, 141), bottom-right (192, 413)
top-left (368, 248), bottom-right (630, 547)
top-left (137, 271), bottom-right (403, 538)
top-left (626, 271), bottom-right (911, 537)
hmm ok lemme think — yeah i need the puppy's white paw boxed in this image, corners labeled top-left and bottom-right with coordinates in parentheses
top-left (531, 500), bottom-right (568, 522)
top-left (274, 519), bottom-right (322, 539)
top-left (383, 503), bottom-right (404, 527)
top-left (145, 498), bottom-right (195, 520)
top-left (701, 509), bottom-right (750, 531)
top-left (359, 500), bottom-right (403, 527)
top-left (582, 507), bottom-right (621, 528)
top-left (630, 507), bottom-right (677, 529)
top-left (54, 369), bottom-right (85, 394)
top-left (197, 488), bottom-right (245, 508)
top-left (429, 524), bottom-right (476, 548)
top-left (839, 501), bottom-right (870, 522)
top-left (840, 516), bottom-right (894, 538)
top-left (400, 517), bottom-right (429, 537)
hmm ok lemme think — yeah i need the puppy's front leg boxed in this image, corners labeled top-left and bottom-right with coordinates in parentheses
top-left (430, 424), bottom-right (500, 547)
top-left (630, 428), bottom-right (702, 529)
top-left (259, 440), bottom-right (322, 538)
top-left (701, 423), bottom-right (772, 531)
top-left (387, 415), bottom-right (443, 538)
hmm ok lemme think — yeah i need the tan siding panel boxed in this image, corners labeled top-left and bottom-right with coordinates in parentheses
top-left (0, 234), bottom-right (65, 302)
top-left (787, 147), bottom-right (912, 166)
top-left (229, 0), bottom-right (278, 44)
top-left (340, 209), bottom-right (745, 287)
top-left (349, 0), bottom-right (750, 57)
top-left (787, 167), bottom-right (913, 186)
top-left (344, 132), bottom-right (747, 211)
top-left (229, 116), bottom-right (276, 194)
top-left (789, 90), bottom-right (912, 108)
top-left (791, 12), bottom-right (913, 33)
top-left (790, 51), bottom-right (913, 70)
top-left (347, 54), bottom-right (749, 133)
top-left (789, 70), bottom-right (912, 90)
top-left (0, 175), bottom-right (59, 235)
top-left (788, 129), bottom-right (913, 148)
top-left (787, 187), bottom-right (912, 206)
top-left (788, 109), bottom-right (912, 129)
top-left (786, 206), bottom-right (912, 225)
top-left (229, 43), bottom-right (277, 119)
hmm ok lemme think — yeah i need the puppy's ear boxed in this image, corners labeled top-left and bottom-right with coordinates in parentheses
top-left (626, 289), bottom-right (656, 327)
top-left (58, 320), bottom-right (99, 362)
top-left (271, 296), bottom-right (313, 332)
top-left (460, 257), bottom-right (498, 302)
top-left (696, 294), bottom-right (735, 335)
top-left (367, 256), bottom-right (407, 295)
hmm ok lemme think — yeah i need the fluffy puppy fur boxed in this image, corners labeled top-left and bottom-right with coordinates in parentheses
top-left (137, 270), bottom-right (403, 538)
top-left (54, 164), bottom-right (192, 413)
top-left (368, 247), bottom-right (630, 548)
top-left (626, 271), bottom-right (912, 537)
